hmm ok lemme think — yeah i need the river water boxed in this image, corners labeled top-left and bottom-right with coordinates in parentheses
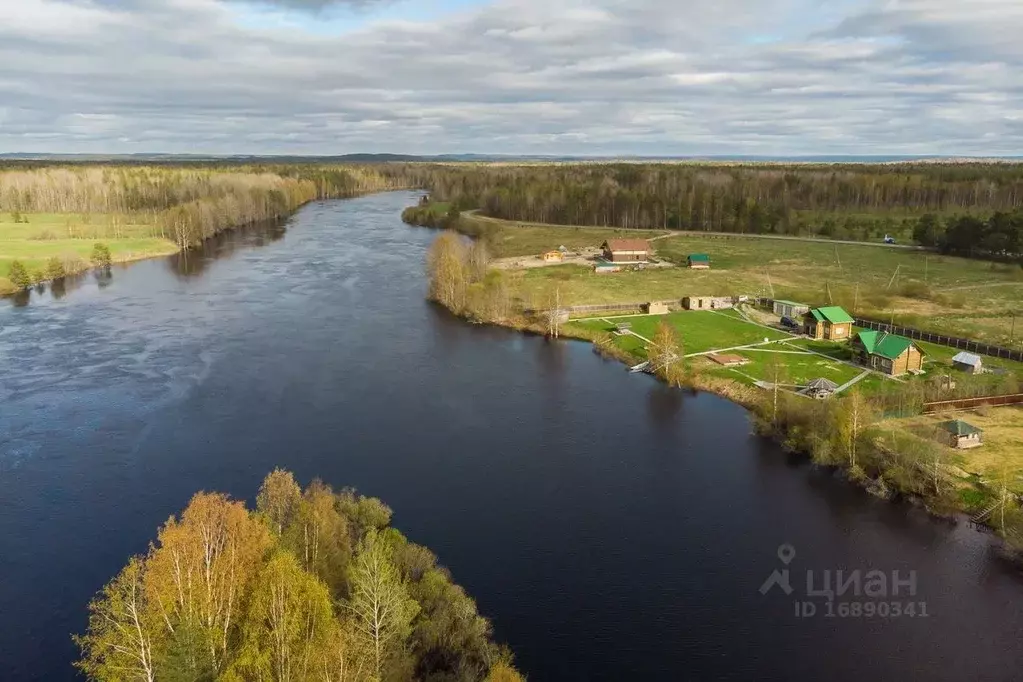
top-left (2, 191), bottom-right (1022, 681)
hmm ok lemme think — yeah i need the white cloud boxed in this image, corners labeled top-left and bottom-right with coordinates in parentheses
top-left (1, 0), bottom-right (1022, 154)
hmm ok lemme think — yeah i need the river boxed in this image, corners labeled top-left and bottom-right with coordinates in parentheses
top-left (2, 191), bottom-right (1022, 681)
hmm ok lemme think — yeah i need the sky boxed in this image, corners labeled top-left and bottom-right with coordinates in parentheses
top-left (1, 0), bottom-right (1022, 156)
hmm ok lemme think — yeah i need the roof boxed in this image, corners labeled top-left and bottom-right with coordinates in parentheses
top-left (856, 331), bottom-right (921, 360)
top-left (805, 306), bottom-right (854, 324)
top-left (806, 378), bottom-right (839, 391)
top-left (940, 420), bottom-right (983, 436)
top-left (774, 299), bottom-right (806, 307)
top-left (603, 239), bottom-right (650, 252)
top-left (952, 352), bottom-right (983, 367)
top-left (688, 253), bottom-right (710, 262)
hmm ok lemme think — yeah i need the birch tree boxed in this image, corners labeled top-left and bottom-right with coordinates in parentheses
top-left (227, 552), bottom-right (336, 682)
top-left (143, 492), bottom-right (272, 675)
top-left (258, 468), bottom-right (302, 535)
top-left (647, 321), bottom-right (686, 387)
top-left (75, 557), bottom-right (159, 682)
top-left (344, 531), bottom-right (420, 680)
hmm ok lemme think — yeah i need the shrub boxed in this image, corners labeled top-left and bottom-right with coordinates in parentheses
top-left (46, 256), bottom-right (66, 280)
top-left (7, 260), bottom-right (31, 289)
top-left (91, 242), bottom-right (112, 267)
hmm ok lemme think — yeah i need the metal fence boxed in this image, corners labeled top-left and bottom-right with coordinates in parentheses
top-left (756, 298), bottom-right (1023, 362)
top-left (854, 317), bottom-right (1023, 362)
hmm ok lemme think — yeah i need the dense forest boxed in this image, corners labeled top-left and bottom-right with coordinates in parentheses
top-left (75, 471), bottom-right (522, 682)
top-left (392, 163), bottom-right (1023, 257)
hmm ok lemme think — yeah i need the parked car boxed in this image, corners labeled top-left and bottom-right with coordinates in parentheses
top-left (780, 316), bottom-right (799, 329)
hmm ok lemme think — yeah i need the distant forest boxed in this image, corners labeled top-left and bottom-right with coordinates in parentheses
top-left (390, 163), bottom-right (1023, 262)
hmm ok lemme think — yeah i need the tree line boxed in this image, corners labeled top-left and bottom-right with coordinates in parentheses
top-left (0, 165), bottom-right (406, 249)
top-left (914, 210), bottom-right (1023, 261)
top-left (75, 470), bottom-right (523, 682)
top-left (385, 163), bottom-right (1023, 249)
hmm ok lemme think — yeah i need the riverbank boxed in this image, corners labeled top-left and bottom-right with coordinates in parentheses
top-left (413, 208), bottom-right (1023, 560)
top-left (0, 164), bottom-right (408, 295)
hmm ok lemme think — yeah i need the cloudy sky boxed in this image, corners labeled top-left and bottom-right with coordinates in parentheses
top-left (1, 0), bottom-right (1022, 155)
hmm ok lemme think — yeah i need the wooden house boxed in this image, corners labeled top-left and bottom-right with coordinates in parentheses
top-left (852, 331), bottom-right (925, 376)
top-left (802, 306), bottom-right (854, 341)
top-left (940, 420), bottom-right (983, 449)
top-left (687, 253), bottom-right (711, 269)
top-left (601, 239), bottom-right (651, 263)
top-left (952, 352), bottom-right (983, 374)
top-left (773, 300), bottom-right (810, 319)
top-left (541, 250), bottom-right (563, 263)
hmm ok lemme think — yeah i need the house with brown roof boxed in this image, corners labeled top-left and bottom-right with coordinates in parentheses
top-left (601, 239), bottom-right (651, 263)
top-left (852, 330), bottom-right (925, 376)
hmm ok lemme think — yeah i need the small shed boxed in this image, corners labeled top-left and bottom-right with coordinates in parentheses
top-left (952, 352), bottom-right (984, 374)
top-left (773, 299), bottom-right (810, 319)
top-left (802, 378), bottom-right (839, 399)
top-left (940, 420), bottom-right (983, 449)
top-left (687, 254), bottom-right (711, 269)
top-left (645, 301), bottom-right (670, 315)
top-left (601, 239), bottom-right (651, 263)
top-left (541, 250), bottom-right (564, 263)
top-left (683, 295), bottom-right (734, 310)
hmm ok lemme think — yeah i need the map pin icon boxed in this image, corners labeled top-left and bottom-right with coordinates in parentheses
top-left (778, 544), bottom-right (796, 565)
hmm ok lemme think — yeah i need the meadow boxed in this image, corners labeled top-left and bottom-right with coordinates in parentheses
top-left (463, 213), bottom-right (1023, 347)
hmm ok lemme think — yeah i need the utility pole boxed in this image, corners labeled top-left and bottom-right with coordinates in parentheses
top-left (853, 283), bottom-right (860, 313)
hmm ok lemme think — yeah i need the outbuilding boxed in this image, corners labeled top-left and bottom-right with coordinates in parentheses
top-left (601, 239), bottom-right (651, 263)
top-left (940, 420), bottom-right (983, 449)
top-left (852, 330), bottom-right (925, 376)
top-left (773, 299), bottom-right (810, 319)
top-left (803, 306), bottom-right (854, 341)
top-left (683, 295), bottom-right (734, 310)
top-left (952, 352), bottom-right (984, 374)
top-left (645, 301), bottom-right (670, 315)
top-left (802, 378), bottom-right (839, 399)
top-left (687, 253), bottom-right (711, 269)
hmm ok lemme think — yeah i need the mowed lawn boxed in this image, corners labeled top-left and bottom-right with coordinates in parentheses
top-left (703, 347), bottom-right (865, 387)
top-left (568, 310), bottom-right (793, 358)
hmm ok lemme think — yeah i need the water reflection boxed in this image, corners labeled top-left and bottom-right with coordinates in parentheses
top-left (168, 218), bottom-right (288, 279)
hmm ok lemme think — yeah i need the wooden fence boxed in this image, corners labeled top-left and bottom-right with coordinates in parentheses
top-left (523, 300), bottom-right (679, 316)
top-left (923, 393), bottom-right (1023, 413)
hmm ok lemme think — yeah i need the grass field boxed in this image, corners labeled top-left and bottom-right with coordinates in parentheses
top-left (703, 347), bottom-right (866, 387)
top-left (0, 212), bottom-right (176, 293)
top-left (568, 310), bottom-right (793, 358)
top-left (468, 213), bottom-right (1023, 347)
top-left (892, 408), bottom-right (1023, 494)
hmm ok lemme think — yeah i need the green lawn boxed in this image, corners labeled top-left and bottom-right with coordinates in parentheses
top-left (705, 348), bottom-right (865, 387)
top-left (0, 212), bottom-right (176, 293)
top-left (568, 310), bottom-right (793, 358)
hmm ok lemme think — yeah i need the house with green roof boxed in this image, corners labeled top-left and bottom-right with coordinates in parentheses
top-left (852, 330), bottom-right (926, 376)
top-left (939, 419), bottom-right (983, 449)
top-left (687, 253), bottom-right (710, 269)
top-left (802, 306), bottom-right (854, 341)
